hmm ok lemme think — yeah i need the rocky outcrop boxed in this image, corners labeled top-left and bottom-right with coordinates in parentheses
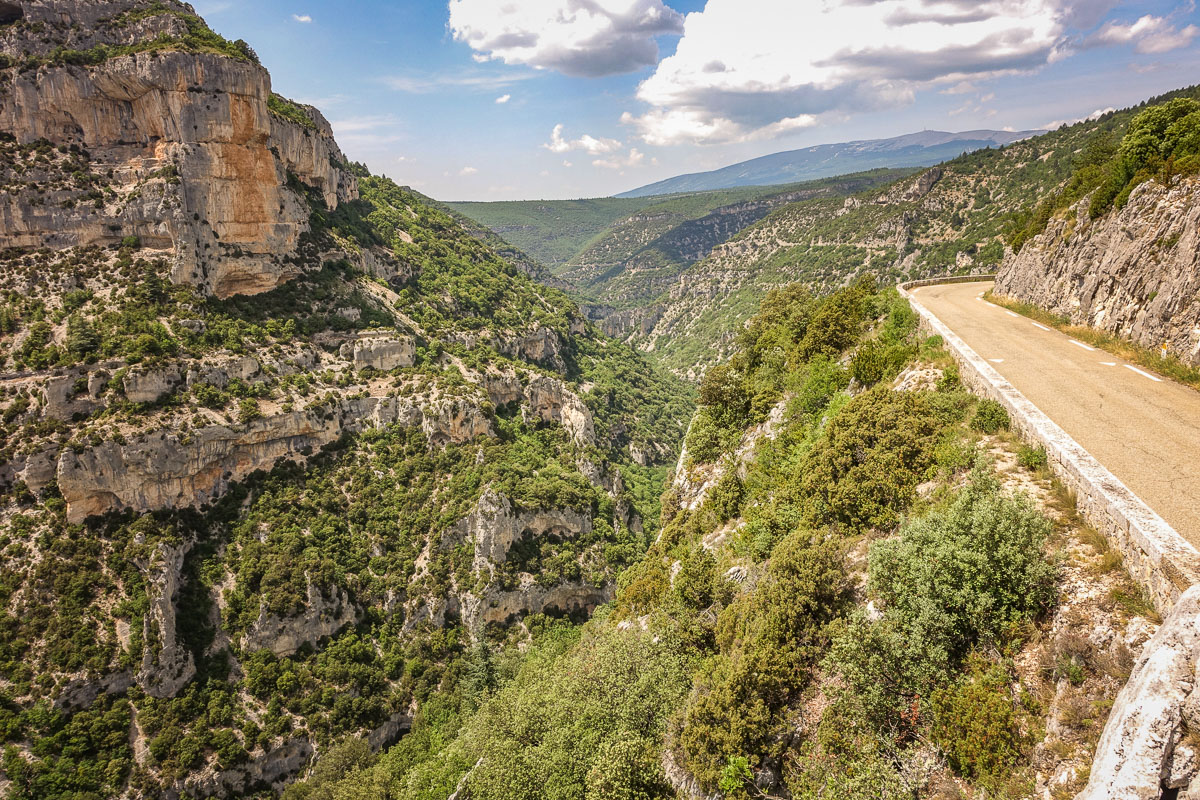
top-left (54, 670), bottom-right (134, 711)
top-left (123, 365), bottom-right (183, 404)
top-left (0, 1), bottom-right (357, 299)
top-left (57, 392), bottom-right (494, 523)
top-left (522, 375), bottom-right (595, 447)
top-left (463, 577), bottom-right (612, 630)
top-left (244, 580), bottom-right (358, 657)
top-left (997, 176), bottom-right (1200, 365)
top-left (1078, 583), bottom-right (1200, 800)
top-left (341, 333), bottom-right (416, 371)
top-left (447, 490), bottom-right (593, 574)
top-left (405, 491), bottom-right (612, 633)
top-left (670, 399), bottom-right (787, 513)
top-left (136, 540), bottom-right (196, 698)
top-left (186, 739), bottom-right (314, 799)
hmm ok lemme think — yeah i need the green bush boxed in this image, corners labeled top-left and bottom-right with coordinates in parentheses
top-left (683, 407), bottom-right (738, 467)
top-left (970, 399), bottom-right (1010, 434)
top-left (678, 533), bottom-right (847, 790)
top-left (799, 388), bottom-right (943, 533)
top-left (850, 339), bottom-right (887, 386)
top-left (930, 656), bottom-right (1023, 787)
top-left (268, 93), bottom-right (316, 130)
top-left (795, 355), bottom-right (848, 415)
top-left (1017, 444), bottom-right (1048, 470)
top-left (455, 626), bottom-right (690, 800)
top-left (828, 468), bottom-right (1055, 723)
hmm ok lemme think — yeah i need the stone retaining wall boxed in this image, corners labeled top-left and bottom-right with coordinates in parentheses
top-left (899, 276), bottom-right (1200, 613)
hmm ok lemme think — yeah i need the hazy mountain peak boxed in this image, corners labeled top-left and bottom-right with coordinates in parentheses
top-left (618, 128), bottom-right (1044, 198)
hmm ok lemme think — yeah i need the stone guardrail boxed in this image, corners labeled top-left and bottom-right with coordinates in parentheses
top-left (899, 275), bottom-right (1200, 613)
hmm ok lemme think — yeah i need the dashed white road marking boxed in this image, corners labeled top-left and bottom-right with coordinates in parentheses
top-left (1101, 362), bottom-right (1117, 367)
top-left (1069, 339), bottom-right (1096, 351)
top-left (1124, 364), bottom-right (1163, 382)
top-left (989, 358), bottom-right (1005, 363)
top-left (1033, 322), bottom-right (1052, 331)
top-left (1006, 311), bottom-right (1020, 318)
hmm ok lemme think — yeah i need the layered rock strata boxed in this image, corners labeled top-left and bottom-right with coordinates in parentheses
top-left (997, 177), bottom-right (1200, 365)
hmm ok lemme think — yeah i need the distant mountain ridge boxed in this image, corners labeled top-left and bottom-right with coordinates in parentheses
top-left (618, 129), bottom-right (1045, 198)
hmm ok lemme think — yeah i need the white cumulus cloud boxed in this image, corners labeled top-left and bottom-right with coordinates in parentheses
top-left (624, 0), bottom-right (1078, 145)
top-left (543, 124), bottom-right (623, 155)
top-left (459, 166), bottom-right (479, 176)
top-left (593, 148), bottom-right (647, 170)
top-left (447, 0), bottom-right (685, 77)
top-left (495, 94), bottom-right (512, 104)
top-left (292, 13), bottom-right (312, 23)
top-left (1085, 15), bottom-right (1199, 54)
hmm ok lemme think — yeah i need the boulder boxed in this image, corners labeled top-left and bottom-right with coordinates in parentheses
top-left (1077, 584), bottom-right (1200, 799)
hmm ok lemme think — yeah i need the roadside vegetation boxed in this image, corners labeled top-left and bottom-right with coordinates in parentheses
top-left (1007, 96), bottom-right (1200, 251)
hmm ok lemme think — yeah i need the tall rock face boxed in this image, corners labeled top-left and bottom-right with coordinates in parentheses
top-left (0, 0), bottom-right (357, 298)
top-left (996, 176), bottom-right (1200, 365)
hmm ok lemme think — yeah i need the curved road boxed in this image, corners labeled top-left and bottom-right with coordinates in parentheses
top-left (912, 280), bottom-right (1200, 547)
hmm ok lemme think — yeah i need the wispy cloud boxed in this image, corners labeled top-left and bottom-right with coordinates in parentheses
top-left (292, 13), bottom-right (312, 23)
top-left (448, 0), bottom-right (683, 78)
top-left (193, 1), bottom-right (232, 14)
top-left (1042, 107), bottom-right (1116, 129)
top-left (459, 166), bottom-right (479, 176)
top-left (381, 71), bottom-right (531, 94)
top-left (1084, 15), bottom-right (1199, 54)
top-left (329, 115), bottom-right (405, 150)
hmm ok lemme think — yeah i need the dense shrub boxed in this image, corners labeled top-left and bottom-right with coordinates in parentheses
top-left (678, 533), bottom-right (848, 790)
top-left (446, 626), bottom-right (690, 800)
top-left (828, 468), bottom-right (1055, 724)
top-left (971, 399), bottom-right (1010, 433)
top-left (799, 388), bottom-right (943, 533)
top-left (931, 656), bottom-right (1023, 787)
top-left (1017, 444), bottom-right (1048, 470)
top-left (1009, 96), bottom-right (1200, 249)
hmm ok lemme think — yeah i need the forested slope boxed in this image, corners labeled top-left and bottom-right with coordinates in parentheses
top-left (287, 282), bottom-right (1155, 800)
top-left (0, 3), bottom-right (691, 796)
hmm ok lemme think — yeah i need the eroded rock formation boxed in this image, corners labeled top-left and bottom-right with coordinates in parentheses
top-left (997, 177), bottom-right (1200, 365)
top-left (1078, 584), bottom-right (1200, 799)
top-left (57, 391), bottom-right (494, 523)
top-left (0, 0), bottom-right (357, 298)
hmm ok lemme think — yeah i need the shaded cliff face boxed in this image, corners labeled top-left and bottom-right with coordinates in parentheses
top-left (996, 176), bottom-right (1200, 365)
top-left (0, 0), bottom-right (356, 298)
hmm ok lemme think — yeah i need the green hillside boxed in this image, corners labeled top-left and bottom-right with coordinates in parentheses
top-left (444, 197), bottom-right (657, 270)
top-left (581, 85), bottom-right (1200, 379)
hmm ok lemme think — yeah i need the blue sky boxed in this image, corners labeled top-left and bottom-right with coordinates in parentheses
top-left (193, 0), bottom-right (1200, 201)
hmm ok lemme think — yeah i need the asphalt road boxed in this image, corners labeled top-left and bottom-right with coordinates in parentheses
top-left (912, 280), bottom-right (1200, 546)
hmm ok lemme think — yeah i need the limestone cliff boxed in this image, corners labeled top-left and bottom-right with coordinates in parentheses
top-left (996, 176), bottom-right (1200, 365)
top-left (0, 0), bottom-right (357, 298)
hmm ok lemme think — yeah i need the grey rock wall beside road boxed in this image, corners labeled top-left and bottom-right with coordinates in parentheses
top-left (996, 176), bottom-right (1200, 366)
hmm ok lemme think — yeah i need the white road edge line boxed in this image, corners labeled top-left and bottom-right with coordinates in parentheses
top-left (1101, 362), bottom-right (1117, 367)
top-left (1006, 311), bottom-right (1019, 318)
top-left (1069, 339), bottom-right (1096, 351)
top-left (1124, 364), bottom-right (1163, 382)
top-left (1033, 322), bottom-right (1052, 331)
